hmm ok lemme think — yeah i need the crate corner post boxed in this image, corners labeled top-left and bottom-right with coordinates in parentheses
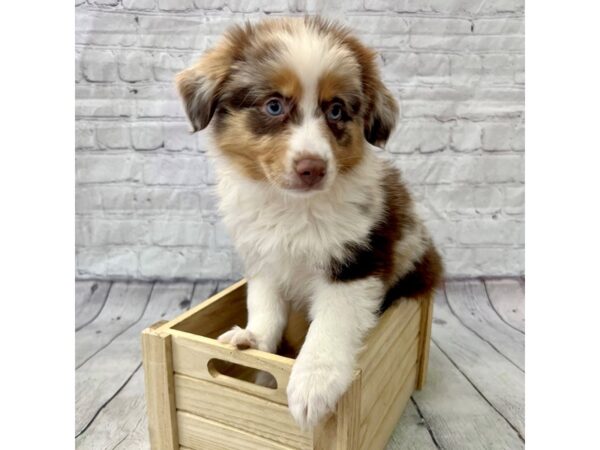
top-left (416, 293), bottom-right (434, 390)
top-left (142, 321), bottom-right (179, 450)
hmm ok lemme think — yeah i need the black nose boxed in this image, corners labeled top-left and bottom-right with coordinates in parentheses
top-left (294, 157), bottom-right (327, 187)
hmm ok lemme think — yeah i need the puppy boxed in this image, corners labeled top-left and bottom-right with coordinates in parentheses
top-left (176, 17), bottom-right (443, 430)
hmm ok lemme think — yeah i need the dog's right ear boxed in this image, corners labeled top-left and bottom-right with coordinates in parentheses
top-left (175, 25), bottom-right (249, 132)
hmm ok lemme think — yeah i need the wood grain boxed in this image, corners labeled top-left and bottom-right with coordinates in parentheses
top-left (384, 401), bottom-right (438, 450)
top-left (142, 325), bottom-right (178, 449)
top-left (75, 282), bottom-right (217, 449)
top-left (412, 344), bottom-right (523, 449)
top-left (75, 280), bottom-right (111, 330)
top-left (76, 281), bottom-right (152, 367)
top-left (177, 411), bottom-right (295, 450)
top-left (76, 282), bottom-right (194, 436)
top-left (174, 374), bottom-right (312, 449)
top-left (485, 279), bottom-right (525, 332)
top-left (429, 288), bottom-right (525, 438)
top-left (445, 280), bottom-right (524, 370)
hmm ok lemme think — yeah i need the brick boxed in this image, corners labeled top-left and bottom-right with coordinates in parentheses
top-left (450, 54), bottom-right (482, 86)
top-left (77, 247), bottom-right (139, 278)
top-left (408, 18), bottom-right (471, 35)
top-left (135, 187), bottom-right (202, 212)
top-left (214, 220), bottom-right (232, 248)
top-left (388, 120), bottom-right (450, 154)
top-left (75, 51), bottom-right (83, 83)
top-left (143, 156), bottom-right (206, 185)
top-left (422, 185), bottom-right (504, 216)
top-left (478, 0), bottom-right (524, 14)
top-left (514, 55), bottom-right (525, 84)
top-left (90, 0), bottom-right (120, 6)
top-left (396, 154), bottom-right (524, 184)
top-left (473, 18), bottom-right (524, 35)
top-left (76, 99), bottom-right (135, 118)
top-left (76, 186), bottom-right (136, 212)
top-left (503, 185), bottom-right (525, 215)
top-left (81, 50), bottom-right (117, 82)
top-left (382, 52), bottom-right (419, 84)
top-left (163, 122), bottom-right (197, 151)
top-left (299, 0), bottom-right (363, 13)
top-left (77, 219), bottom-right (149, 246)
top-left (482, 122), bottom-right (515, 151)
top-left (131, 123), bottom-right (164, 150)
top-left (482, 54), bottom-right (515, 84)
top-left (456, 219), bottom-right (524, 245)
top-left (139, 247), bottom-right (231, 278)
top-left (154, 53), bottom-right (188, 82)
top-left (159, 0), bottom-right (195, 10)
top-left (442, 247), bottom-right (524, 278)
top-left (365, 0), bottom-right (483, 14)
top-left (150, 219), bottom-right (214, 246)
top-left (451, 121), bottom-right (482, 152)
top-left (118, 51), bottom-right (154, 82)
top-left (122, 0), bottom-right (156, 10)
top-left (96, 123), bottom-right (131, 149)
top-left (76, 122), bottom-right (96, 150)
top-left (417, 53), bottom-right (450, 84)
top-left (76, 154), bottom-right (141, 183)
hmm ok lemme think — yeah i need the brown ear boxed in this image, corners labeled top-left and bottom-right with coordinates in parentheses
top-left (364, 84), bottom-right (399, 146)
top-left (175, 24), bottom-right (250, 132)
top-left (342, 34), bottom-right (399, 146)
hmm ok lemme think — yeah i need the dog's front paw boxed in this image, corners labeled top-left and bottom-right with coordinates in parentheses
top-left (217, 326), bottom-right (257, 350)
top-left (287, 360), bottom-right (352, 430)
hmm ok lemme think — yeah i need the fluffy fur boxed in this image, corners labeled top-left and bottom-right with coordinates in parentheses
top-left (176, 17), bottom-right (442, 430)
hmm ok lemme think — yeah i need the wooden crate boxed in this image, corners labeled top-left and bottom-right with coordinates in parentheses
top-left (142, 279), bottom-right (433, 450)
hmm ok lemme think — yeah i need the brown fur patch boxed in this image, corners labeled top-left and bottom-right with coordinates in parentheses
top-left (328, 165), bottom-right (443, 310)
top-left (271, 67), bottom-right (303, 101)
top-left (213, 110), bottom-right (289, 183)
top-left (323, 118), bottom-right (364, 173)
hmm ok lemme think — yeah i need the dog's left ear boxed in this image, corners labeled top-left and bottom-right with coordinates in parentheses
top-left (364, 84), bottom-right (398, 147)
top-left (346, 37), bottom-right (399, 146)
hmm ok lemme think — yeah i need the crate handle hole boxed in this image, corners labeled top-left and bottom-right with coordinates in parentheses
top-left (207, 358), bottom-right (278, 389)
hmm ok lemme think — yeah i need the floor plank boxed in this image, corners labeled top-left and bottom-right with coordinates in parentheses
top-left (75, 282), bottom-right (153, 368)
top-left (485, 279), bottom-right (525, 333)
top-left (76, 368), bottom-right (148, 450)
top-left (75, 281), bottom-right (111, 331)
top-left (385, 401), bottom-right (438, 450)
top-left (75, 282), bottom-right (194, 437)
top-left (412, 344), bottom-right (523, 449)
top-left (431, 289), bottom-right (524, 437)
top-left (445, 280), bottom-right (524, 370)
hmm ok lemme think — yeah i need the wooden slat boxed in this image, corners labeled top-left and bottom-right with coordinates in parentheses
top-left (75, 368), bottom-right (149, 449)
top-left (76, 282), bottom-right (194, 435)
top-left (361, 350), bottom-right (418, 448)
top-left (75, 282), bottom-right (216, 448)
top-left (142, 325), bottom-right (178, 450)
top-left (162, 279), bottom-right (247, 337)
top-left (485, 279), bottom-right (525, 332)
top-left (432, 288), bottom-right (524, 436)
top-left (361, 320), bottom-right (420, 420)
top-left (177, 411), bottom-right (295, 450)
top-left (417, 293), bottom-right (434, 389)
top-left (362, 364), bottom-right (419, 450)
top-left (412, 344), bottom-right (523, 449)
top-left (75, 280), bottom-right (111, 330)
top-left (384, 402), bottom-right (438, 450)
top-left (446, 280), bottom-right (524, 370)
top-left (174, 374), bottom-right (312, 449)
top-left (335, 374), bottom-right (362, 450)
top-left (170, 330), bottom-right (293, 405)
top-left (358, 298), bottom-right (419, 371)
top-left (76, 281), bottom-right (152, 367)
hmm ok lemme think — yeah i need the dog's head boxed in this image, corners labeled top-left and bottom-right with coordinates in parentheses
top-left (176, 17), bottom-right (398, 194)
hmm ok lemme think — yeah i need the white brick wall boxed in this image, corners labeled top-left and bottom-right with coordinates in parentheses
top-left (75, 0), bottom-right (524, 280)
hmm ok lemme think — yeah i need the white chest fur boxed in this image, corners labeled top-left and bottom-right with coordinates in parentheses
top-left (211, 149), bottom-right (386, 293)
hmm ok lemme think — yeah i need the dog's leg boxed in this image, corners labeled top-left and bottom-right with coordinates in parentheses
top-left (218, 276), bottom-right (287, 353)
top-left (287, 277), bottom-right (383, 430)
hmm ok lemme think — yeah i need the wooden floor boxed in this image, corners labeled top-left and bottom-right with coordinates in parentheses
top-left (75, 278), bottom-right (524, 449)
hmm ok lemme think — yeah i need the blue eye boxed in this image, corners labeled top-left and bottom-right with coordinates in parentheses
top-left (327, 103), bottom-right (343, 121)
top-left (265, 98), bottom-right (284, 116)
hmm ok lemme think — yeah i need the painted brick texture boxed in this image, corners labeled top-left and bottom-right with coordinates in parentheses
top-left (75, 0), bottom-right (525, 280)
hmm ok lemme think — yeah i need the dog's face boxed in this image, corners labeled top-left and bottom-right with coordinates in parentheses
top-left (176, 17), bottom-right (398, 194)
